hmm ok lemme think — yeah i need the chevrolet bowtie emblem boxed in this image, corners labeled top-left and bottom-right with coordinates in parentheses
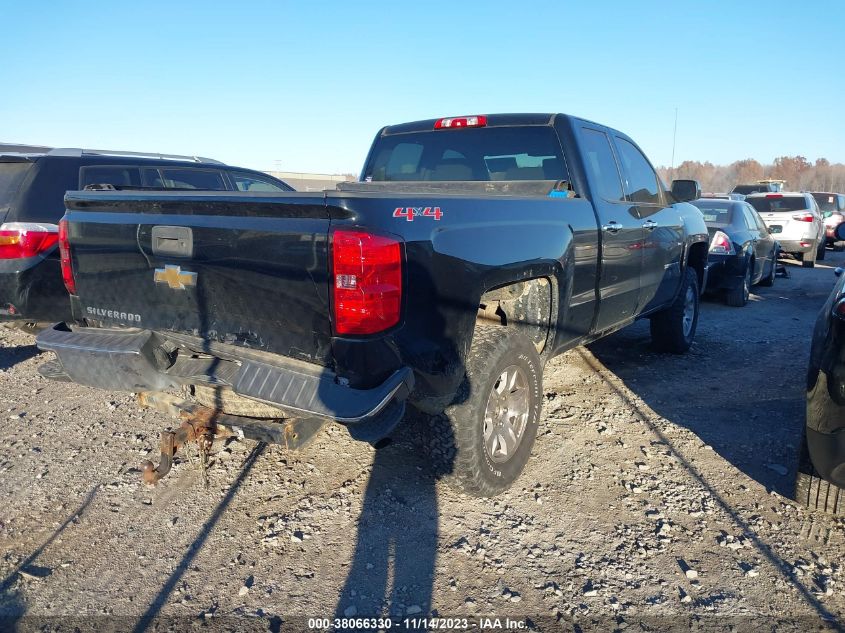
top-left (154, 265), bottom-right (197, 290)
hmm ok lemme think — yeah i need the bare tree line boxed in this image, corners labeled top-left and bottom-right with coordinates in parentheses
top-left (657, 157), bottom-right (845, 193)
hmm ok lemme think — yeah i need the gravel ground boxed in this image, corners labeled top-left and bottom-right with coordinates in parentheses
top-left (1, 254), bottom-right (845, 632)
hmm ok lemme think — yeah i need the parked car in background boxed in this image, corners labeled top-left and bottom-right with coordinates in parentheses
top-left (796, 223), bottom-right (845, 514)
top-left (701, 192), bottom-right (746, 201)
top-left (745, 192), bottom-right (824, 268)
top-left (0, 148), bottom-right (293, 328)
top-left (810, 192), bottom-right (845, 250)
top-left (731, 182), bottom-right (779, 196)
top-left (690, 198), bottom-right (779, 306)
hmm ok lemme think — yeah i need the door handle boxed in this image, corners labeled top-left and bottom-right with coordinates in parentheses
top-left (642, 220), bottom-right (657, 230)
top-left (602, 221), bottom-right (621, 234)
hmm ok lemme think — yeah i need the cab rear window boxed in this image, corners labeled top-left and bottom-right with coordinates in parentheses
top-left (0, 161), bottom-right (34, 208)
top-left (365, 126), bottom-right (569, 183)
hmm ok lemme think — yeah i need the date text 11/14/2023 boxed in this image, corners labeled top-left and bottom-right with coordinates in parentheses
top-left (307, 616), bottom-right (528, 630)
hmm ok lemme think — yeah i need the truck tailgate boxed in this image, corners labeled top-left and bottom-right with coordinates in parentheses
top-left (64, 191), bottom-right (333, 366)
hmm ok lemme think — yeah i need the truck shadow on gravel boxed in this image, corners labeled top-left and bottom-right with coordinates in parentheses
top-left (0, 592), bottom-right (25, 633)
top-left (332, 417), bottom-right (442, 621)
top-left (0, 341), bottom-right (40, 372)
top-left (131, 443), bottom-right (266, 633)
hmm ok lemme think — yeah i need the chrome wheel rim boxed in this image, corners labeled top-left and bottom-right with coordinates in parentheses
top-left (682, 286), bottom-right (695, 337)
top-left (483, 365), bottom-right (530, 463)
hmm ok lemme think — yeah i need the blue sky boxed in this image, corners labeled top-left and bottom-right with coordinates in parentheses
top-left (2, 1), bottom-right (843, 174)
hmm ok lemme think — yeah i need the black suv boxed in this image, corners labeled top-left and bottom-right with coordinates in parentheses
top-left (730, 183), bottom-right (780, 196)
top-left (0, 148), bottom-right (292, 327)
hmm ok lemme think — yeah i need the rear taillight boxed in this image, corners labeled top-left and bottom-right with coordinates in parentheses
top-left (833, 297), bottom-right (845, 320)
top-left (708, 230), bottom-right (735, 255)
top-left (331, 229), bottom-right (402, 335)
top-left (792, 212), bottom-right (815, 222)
top-left (0, 222), bottom-right (59, 259)
top-left (58, 219), bottom-right (77, 295)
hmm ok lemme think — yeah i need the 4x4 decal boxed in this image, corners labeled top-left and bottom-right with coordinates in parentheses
top-left (393, 206), bottom-right (443, 221)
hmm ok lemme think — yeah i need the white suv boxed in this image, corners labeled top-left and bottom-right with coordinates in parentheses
top-left (746, 192), bottom-right (825, 268)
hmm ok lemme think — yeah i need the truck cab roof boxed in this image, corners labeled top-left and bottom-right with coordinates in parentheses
top-left (378, 113), bottom-right (610, 136)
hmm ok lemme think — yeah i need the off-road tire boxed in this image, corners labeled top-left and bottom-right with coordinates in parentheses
top-left (190, 384), bottom-right (288, 418)
top-left (430, 325), bottom-right (543, 497)
top-left (795, 429), bottom-right (845, 515)
top-left (725, 262), bottom-right (752, 307)
top-left (649, 267), bottom-right (699, 354)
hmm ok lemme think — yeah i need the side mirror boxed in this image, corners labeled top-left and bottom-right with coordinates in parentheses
top-left (836, 222), bottom-right (845, 241)
top-left (671, 179), bottom-right (701, 203)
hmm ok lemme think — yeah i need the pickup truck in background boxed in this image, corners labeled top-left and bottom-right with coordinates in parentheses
top-left (37, 113), bottom-right (709, 496)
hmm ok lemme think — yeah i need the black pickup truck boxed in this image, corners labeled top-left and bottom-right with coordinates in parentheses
top-left (37, 113), bottom-right (709, 496)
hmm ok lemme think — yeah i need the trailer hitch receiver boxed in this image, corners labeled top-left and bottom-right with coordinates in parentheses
top-left (137, 391), bottom-right (326, 484)
top-left (140, 405), bottom-right (231, 484)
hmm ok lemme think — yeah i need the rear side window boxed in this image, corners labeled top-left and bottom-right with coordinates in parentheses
top-left (0, 162), bottom-right (33, 208)
top-left (741, 207), bottom-right (758, 230)
top-left (80, 166), bottom-right (141, 188)
top-left (158, 168), bottom-right (227, 190)
top-left (747, 196), bottom-right (811, 213)
top-left (579, 129), bottom-right (624, 202)
top-left (614, 138), bottom-right (661, 204)
top-left (365, 126), bottom-right (569, 183)
top-left (229, 171), bottom-right (291, 192)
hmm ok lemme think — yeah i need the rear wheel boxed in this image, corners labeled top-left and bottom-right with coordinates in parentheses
top-left (795, 429), bottom-right (845, 515)
top-left (725, 261), bottom-right (752, 307)
top-left (758, 250), bottom-right (777, 287)
top-left (650, 267), bottom-right (699, 354)
top-left (817, 239), bottom-right (826, 261)
top-left (802, 247), bottom-right (816, 268)
top-left (432, 325), bottom-right (543, 497)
